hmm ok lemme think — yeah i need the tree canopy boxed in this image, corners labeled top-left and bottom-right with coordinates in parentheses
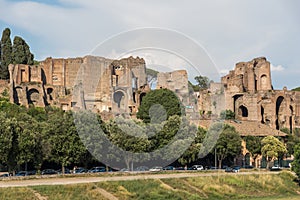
top-left (137, 88), bottom-right (184, 123)
top-left (194, 75), bottom-right (210, 91)
top-left (0, 28), bottom-right (12, 79)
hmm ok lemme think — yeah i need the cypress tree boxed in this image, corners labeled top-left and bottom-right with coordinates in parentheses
top-left (0, 28), bottom-right (12, 79)
top-left (12, 36), bottom-right (34, 65)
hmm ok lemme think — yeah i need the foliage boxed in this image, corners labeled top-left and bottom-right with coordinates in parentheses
top-left (291, 87), bottom-right (300, 92)
top-left (220, 109), bottom-right (235, 120)
top-left (0, 28), bottom-right (12, 79)
top-left (194, 75), bottom-right (210, 90)
top-left (244, 136), bottom-right (262, 156)
top-left (292, 143), bottom-right (300, 178)
top-left (12, 36), bottom-right (34, 65)
top-left (213, 124), bottom-right (242, 168)
top-left (261, 136), bottom-right (287, 168)
top-left (188, 81), bottom-right (200, 92)
top-left (137, 88), bottom-right (183, 123)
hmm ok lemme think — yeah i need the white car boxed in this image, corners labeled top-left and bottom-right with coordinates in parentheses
top-left (149, 166), bottom-right (163, 172)
top-left (191, 165), bottom-right (204, 170)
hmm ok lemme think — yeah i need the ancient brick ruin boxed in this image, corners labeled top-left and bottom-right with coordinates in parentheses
top-left (8, 56), bottom-right (149, 119)
top-left (4, 56), bottom-right (300, 133)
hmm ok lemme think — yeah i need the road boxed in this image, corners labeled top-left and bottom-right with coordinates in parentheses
top-left (0, 171), bottom-right (281, 188)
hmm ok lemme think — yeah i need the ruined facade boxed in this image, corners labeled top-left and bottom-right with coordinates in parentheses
top-left (8, 56), bottom-right (149, 119)
top-left (156, 70), bottom-right (199, 120)
top-left (199, 57), bottom-right (300, 133)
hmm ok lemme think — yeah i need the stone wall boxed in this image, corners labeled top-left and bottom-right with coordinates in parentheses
top-left (8, 55), bottom-right (149, 119)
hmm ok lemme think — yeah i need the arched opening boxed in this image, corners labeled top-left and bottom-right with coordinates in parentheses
top-left (139, 92), bottom-right (146, 105)
top-left (238, 105), bottom-right (248, 118)
top-left (276, 96), bottom-right (285, 130)
top-left (14, 86), bottom-right (23, 105)
top-left (113, 91), bottom-right (125, 108)
top-left (28, 88), bottom-right (40, 105)
top-left (47, 88), bottom-right (53, 100)
top-left (132, 92), bottom-right (136, 103)
top-left (260, 75), bottom-right (268, 90)
top-left (41, 68), bottom-right (47, 85)
top-left (261, 106), bottom-right (265, 123)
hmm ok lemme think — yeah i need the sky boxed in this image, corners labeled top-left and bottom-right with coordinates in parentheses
top-left (0, 0), bottom-right (299, 89)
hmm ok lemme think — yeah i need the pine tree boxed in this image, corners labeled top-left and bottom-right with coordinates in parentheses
top-left (12, 36), bottom-right (34, 65)
top-left (0, 28), bottom-right (12, 79)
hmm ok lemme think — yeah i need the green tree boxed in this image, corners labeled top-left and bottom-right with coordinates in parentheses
top-left (0, 28), bottom-right (12, 79)
top-left (244, 136), bottom-right (262, 167)
top-left (177, 126), bottom-right (206, 165)
top-left (107, 117), bottom-right (150, 170)
top-left (292, 143), bottom-right (300, 178)
top-left (137, 88), bottom-right (183, 123)
top-left (214, 124), bottom-right (242, 169)
top-left (194, 75), bottom-right (210, 90)
top-left (220, 109), bottom-right (235, 120)
top-left (46, 110), bottom-right (86, 174)
top-left (261, 136), bottom-right (287, 169)
top-left (0, 112), bottom-right (13, 170)
top-left (12, 36), bottom-right (34, 65)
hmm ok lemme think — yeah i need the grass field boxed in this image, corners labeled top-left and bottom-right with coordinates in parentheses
top-left (0, 172), bottom-right (299, 200)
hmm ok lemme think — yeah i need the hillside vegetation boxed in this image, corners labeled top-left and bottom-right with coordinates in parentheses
top-left (0, 172), bottom-right (299, 200)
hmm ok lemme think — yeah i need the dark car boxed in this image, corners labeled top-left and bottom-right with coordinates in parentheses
top-left (244, 165), bottom-right (254, 169)
top-left (41, 169), bottom-right (57, 175)
top-left (270, 165), bottom-right (282, 171)
top-left (163, 166), bottom-right (175, 170)
top-left (225, 167), bottom-right (238, 173)
top-left (75, 167), bottom-right (88, 174)
top-left (88, 166), bottom-right (107, 173)
top-left (0, 173), bottom-right (9, 178)
top-left (15, 171), bottom-right (28, 176)
top-left (57, 168), bottom-right (71, 174)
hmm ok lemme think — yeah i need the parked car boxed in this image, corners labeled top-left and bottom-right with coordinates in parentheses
top-left (15, 171), bottom-right (28, 176)
top-left (163, 166), bottom-right (175, 170)
top-left (225, 167), bottom-right (239, 173)
top-left (209, 166), bottom-right (218, 170)
top-left (175, 166), bottom-right (185, 170)
top-left (191, 165), bottom-right (204, 170)
top-left (0, 173), bottom-right (9, 178)
top-left (149, 166), bottom-right (163, 172)
top-left (243, 165), bottom-right (254, 169)
top-left (134, 166), bottom-right (149, 171)
top-left (88, 166), bottom-right (107, 173)
top-left (41, 169), bottom-right (57, 175)
top-left (57, 168), bottom-right (71, 174)
top-left (270, 165), bottom-right (282, 171)
top-left (74, 167), bottom-right (88, 174)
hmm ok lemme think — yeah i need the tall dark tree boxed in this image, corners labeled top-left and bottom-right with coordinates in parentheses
top-left (0, 28), bottom-right (12, 79)
top-left (12, 36), bottom-right (34, 65)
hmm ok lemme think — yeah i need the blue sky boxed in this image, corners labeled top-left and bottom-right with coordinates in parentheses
top-left (0, 0), bottom-right (299, 89)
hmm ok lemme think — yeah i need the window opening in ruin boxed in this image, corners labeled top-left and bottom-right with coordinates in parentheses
top-left (139, 92), bottom-right (146, 105)
top-left (261, 106), bottom-right (265, 123)
top-left (21, 69), bottom-right (26, 82)
top-left (108, 107), bottom-right (112, 112)
top-left (276, 96), bottom-right (284, 130)
top-left (47, 88), bottom-right (53, 100)
top-left (28, 88), bottom-right (40, 105)
top-left (113, 91), bottom-right (125, 108)
top-left (238, 105), bottom-right (248, 117)
top-left (133, 92), bottom-right (136, 103)
top-left (71, 102), bottom-right (77, 107)
top-left (129, 106), bottom-right (133, 113)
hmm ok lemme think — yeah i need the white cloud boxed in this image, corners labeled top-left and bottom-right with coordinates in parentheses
top-left (0, 0), bottom-right (299, 88)
top-left (271, 64), bottom-right (285, 72)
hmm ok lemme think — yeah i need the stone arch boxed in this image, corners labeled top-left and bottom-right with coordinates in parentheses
top-left (139, 92), bottom-right (147, 105)
top-left (47, 87), bottom-right (54, 101)
top-left (260, 74), bottom-right (268, 90)
top-left (28, 88), bottom-right (40, 105)
top-left (275, 96), bottom-right (285, 130)
top-left (113, 91), bottom-right (125, 109)
top-left (238, 105), bottom-right (248, 118)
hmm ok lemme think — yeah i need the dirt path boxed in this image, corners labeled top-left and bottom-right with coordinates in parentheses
top-left (0, 171), bottom-right (281, 188)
